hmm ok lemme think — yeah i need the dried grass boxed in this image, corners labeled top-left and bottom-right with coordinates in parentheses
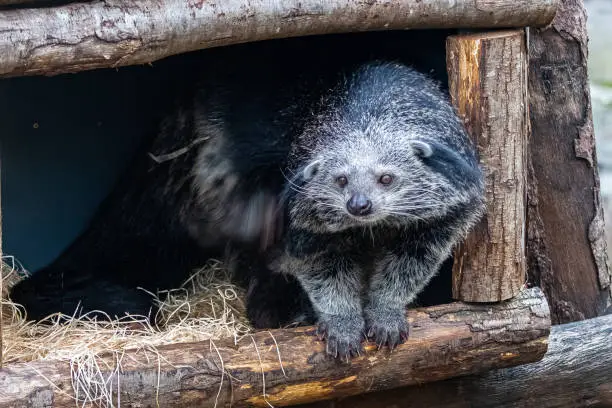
top-left (0, 255), bottom-right (254, 406)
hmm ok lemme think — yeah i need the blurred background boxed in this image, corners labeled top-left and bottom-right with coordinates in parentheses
top-left (587, 0), bottom-right (612, 255)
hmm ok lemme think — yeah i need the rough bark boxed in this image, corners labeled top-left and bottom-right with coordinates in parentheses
top-left (526, 0), bottom-right (612, 323)
top-left (447, 30), bottom-right (528, 303)
top-left (0, 163), bottom-right (3, 368)
top-left (0, 288), bottom-right (550, 408)
top-left (0, 0), bottom-right (559, 78)
top-left (302, 312), bottom-right (612, 408)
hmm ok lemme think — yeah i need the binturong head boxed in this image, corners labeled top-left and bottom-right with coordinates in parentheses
top-left (290, 137), bottom-right (467, 233)
top-left (285, 61), bottom-right (484, 234)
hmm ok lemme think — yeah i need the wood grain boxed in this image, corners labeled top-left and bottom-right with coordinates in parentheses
top-left (302, 312), bottom-right (612, 408)
top-left (0, 0), bottom-right (559, 78)
top-left (0, 288), bottom-right (550, 408)
top-left (447, 30), bottom-right (528, 302)
top-left (0, 162), bottom-right (2, 368)
top-left (526, 0), bottom-right (612, 323)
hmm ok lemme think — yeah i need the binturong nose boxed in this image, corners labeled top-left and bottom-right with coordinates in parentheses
top-left (347, 192), bottom-right (372, 216)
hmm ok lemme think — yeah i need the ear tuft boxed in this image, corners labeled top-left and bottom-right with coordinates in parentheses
top-left (410, 140), bottom-right (434, 158)
top-left (302, 160), bottom-right (320, 180)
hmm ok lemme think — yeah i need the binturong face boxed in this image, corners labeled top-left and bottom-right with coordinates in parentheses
top-left (289, 134), bottom-right (469, 233)
top-left (285, 61), bottom-right (485, 234)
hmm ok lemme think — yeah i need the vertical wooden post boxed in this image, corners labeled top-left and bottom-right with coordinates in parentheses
top-left (0, 155), bottom-right (3, 368)
top-left (527, 0), bottom-right (612, 323)
top-left (446, 30), bottom-right (528, 303)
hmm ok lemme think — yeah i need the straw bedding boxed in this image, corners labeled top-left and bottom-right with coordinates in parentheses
top-left (1, 254), bottom-right (254, 403)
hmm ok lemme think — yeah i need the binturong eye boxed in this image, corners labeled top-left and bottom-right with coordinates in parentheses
top-left (336, 175), bottom-right (348, 188)
top-left (379, 174), bottom-right (393, 185)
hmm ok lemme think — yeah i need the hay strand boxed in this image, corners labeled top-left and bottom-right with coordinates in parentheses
top-left (1, 256), bottom-right (254, 406)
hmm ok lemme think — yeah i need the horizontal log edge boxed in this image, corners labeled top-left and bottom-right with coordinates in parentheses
top-left (0, 287), bottom-right (551, 408)
top-left (322, 313), bottom-right (612, 408)
top-left (0, 0), bottom-right (558, 78)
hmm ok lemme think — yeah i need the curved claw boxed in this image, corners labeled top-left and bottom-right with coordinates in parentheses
top-left (316, 316), bottom-right (365, 361)
top-left (365, 309), bottom-right (410, 350)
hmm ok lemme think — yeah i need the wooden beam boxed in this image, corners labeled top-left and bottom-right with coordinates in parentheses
top-left (0, 288), bottom-right (550, 408)
top-left (306, 312), bottom-right (612, 408)
top-left (526, 0), bottom-right (612, 323)
top-left (447, 30), bottom-right (528, 303)
top-left (0, 0), bottom-right (559, 78)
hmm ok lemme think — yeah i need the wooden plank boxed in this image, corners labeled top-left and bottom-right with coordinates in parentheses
top-left (526, 0), bottom-right (612, 323)
top-left (306, 313), bottom-right (612, 408)
top-left (0, 0), bottom-right (559, 78)
top-left (447, 29), bottom-right (528, 302)
top-left (0, 288), bottom-right (550, 408)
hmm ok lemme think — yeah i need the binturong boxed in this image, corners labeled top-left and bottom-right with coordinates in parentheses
top-left (254, 61), bottom-right (486, 361)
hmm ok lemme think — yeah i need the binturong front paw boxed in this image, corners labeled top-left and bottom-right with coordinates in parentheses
top-left (316, 313), bottom-right (366, 361)
top-left (364, 305), bottom-right (409, 350)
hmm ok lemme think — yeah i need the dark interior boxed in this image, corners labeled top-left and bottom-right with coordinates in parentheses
top-left (1, 29), bottom-right (458, 309)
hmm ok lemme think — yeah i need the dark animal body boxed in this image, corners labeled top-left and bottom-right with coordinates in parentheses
top-left (10, 55), bottom-right (484, 359)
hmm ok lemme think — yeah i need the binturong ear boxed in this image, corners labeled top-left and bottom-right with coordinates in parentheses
top-left (410, 140), bottom-right (434, 158)
top-left (302, 159), bottom-right (321, 181)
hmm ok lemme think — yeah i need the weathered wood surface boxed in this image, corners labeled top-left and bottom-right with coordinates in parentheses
top-left (0, 0), bottom-right (559, 78)
top-left (0, 164), bottom-right (3, 368)
top-left (526, 0), bottom-right (612, 323)
top-left (0, 288), bottom-right (550, 408)
top-left (447, 30), bottom-right (528, 303)
top-left (302, 312), bottom-right (612, 408)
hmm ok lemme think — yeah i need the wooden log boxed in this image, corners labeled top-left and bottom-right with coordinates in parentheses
top-left (526, 0), bottom-right (612, 323)
top-left (311, 312), bottom-right (612, 408)
top-left (0, 164), bottom-right (3, 368)
top-left (0, 0), bottom-right (559, 79)
top-left (0, 288), bottom-right (550, 408)
top-left (447, 30), bottom-right (528, 303)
